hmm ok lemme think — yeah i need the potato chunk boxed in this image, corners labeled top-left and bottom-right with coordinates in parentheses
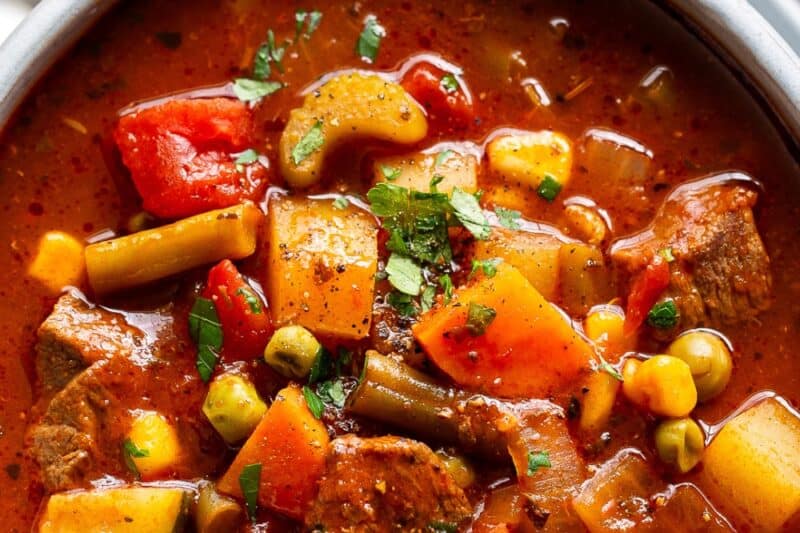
top-left (279, 73), bottom-right (427, 187)
top-left (28, 231), bottom-right (85, 293)
top-left (267, 196), bottom-right (378, 339)
top-left (38, 486), bottom-right (189, 532)
top-left (373, 150), bottom-right (478, 193)
top-left (701, 397), bottom-right (800, 531)
top-left (126, 410), bottom-right (181, 479)
top-left (487, 130), bottom-right (573, 190)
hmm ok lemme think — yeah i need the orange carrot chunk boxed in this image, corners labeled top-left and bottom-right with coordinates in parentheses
top-left (412, 263), bottom-right (594, 398)
top-left (217, 384), bottom-right (329, 520)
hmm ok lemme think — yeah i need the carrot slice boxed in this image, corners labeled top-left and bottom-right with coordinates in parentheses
top-left (217, 384), bottom-right (329, 520)
top-left (412, 263), bottom-right (593, 398)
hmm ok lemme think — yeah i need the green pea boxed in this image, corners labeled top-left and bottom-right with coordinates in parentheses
top-left (667, 330), bottom-right (732, 402)
top-left (654, 417), bottom-right (705, 473)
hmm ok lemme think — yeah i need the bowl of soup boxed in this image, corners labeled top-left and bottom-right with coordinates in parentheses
top-left (0, 1), bottom-right (798, 531)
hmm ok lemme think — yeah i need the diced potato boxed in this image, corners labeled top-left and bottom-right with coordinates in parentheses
top-left (126, 410), bottom-right (181, 479)
top-left (480, 182), bottom-right (532, 213)
top-left (86, 203), bottom-right (262, 294)
top-left (701, 397), bottom-right (800, 531)
top-left (38, 486), bottom-right (190, 533)
top-left (487, 130), bottom-right (573, 190)
top-left (580, 128), bottom-right (652, 185)
top-left (373, 150), bottom-right (478, 193)
top-left (28, 231), bottom-right (85, 292)
top-left (559, 243), bottom-right (613, 316)
top-left (279, 73), bottom-right (427, 188)
top-left (579, 371), bottom-right (620, 433)
top-left (267, 196), bottom-right (378, 339)
top-left (472, 227), bottom-right (562, 301)
top-left (472, 484), bottom-right (536, 533)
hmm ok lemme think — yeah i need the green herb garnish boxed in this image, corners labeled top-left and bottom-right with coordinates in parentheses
top-left (526, 450), bottom-right (552, 475)
top-left (470, 258), bottom-right (501, 279)
top-left (332, 196), bottom-right (349, 210)
top-left (428, 522), bottom-right (458, 533)
top-left (317, 379), bottom-right (347, 408)
top-left (232, 78), bottom-right (283, 102)
top-left (450, 188), bottom-right (490, 240)
top-left (295, 10), bottom-right (323, 40)
top-left (291, 119), bottom-right (325, 165)
top-left (440, 73), bottom-right (459, 94)
top-left (387, 291), bottom-right (418, 317)
top-left (385, 253), bottom-right (423, 296)
top-left (188, 296), bottom-right (223, 382)
top-left (647, 299), bottom-right (679, 329)
top-left (356, 15), bottom-right (385, 63)
top-left (239, 463), bottom-right (262, 523)
top-left (122, 438), bottom-right (149, 479)
top-left (380, 164), bottom-right (402, 181)
top-left (658, 247), bottom-right (675, 263)
top-left (303, 385), bottom-right (325, 419)
top-left (236, 287), bottom-right (263, 314)
top-left (438, 274), bottom-right (454, 305)
top-left (429, 174), bottom-right (445, 191)
top-left (434, 149), bottom-right (453, 167)
top-left (597, 353), bottom-right (623, 381)
top-left (308, 346), bottom-right (332, 384)
top-left (495, 206), bottom-right (521, 230)
top-left (466, 302), bottom-right (496, 336)
top-left (537, 173), bottom-right (562, 202)
top-left (234, 148), bottom-right (259, 168)
top-left (420, 285), bottom-right (436, 312)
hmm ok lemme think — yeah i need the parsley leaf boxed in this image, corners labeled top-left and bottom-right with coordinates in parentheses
top-left (234, 148), bottom-right (259, 166)
top-left (387, 291), bottom-right (418, 317)
top-left (438, 274), bottom-right (454, 305)
top-left (335, 347), bottom-right (352, 376)
top-left (537, 173), bottom-right (562, 202)
top-left (428, 522), bottom-right (458, 533)
top-left (188, 297), bottom-right (222, 382)
top-left (434, 149), bottom-right (453, 167)
top-left (470, 258), bottom-right (501, 278)
top-left (122, 438), bottom-right (149, 479)
top-left (526, 450), bottom-right (552, 475)
top-left (308, 346), bottom-right (331, 384)
top-left (647, 299), bottom-right (679, 329)
top-left (658, 247), bottom-right (675, 262)
top-left (440, 73), bottom-right (459, 94)
top-left (495, 206), bottom-right (521, 230)
top-left (303, 385), bottom-right (325, 419)
top-left (236, 286), bottom-right (263, 314)
top-left (597, 353), bottom-right (623, 381)
top-left (420, 285), bottom-right (436, 312)
top-left (356, 15), bottom-right (385, 63)
top-left (291, 120), bottom-right (325, 165)
top-left (233, 78), bottom-right (283, 102)
top-left (430, 174), bottom-right (445, 192)
top-left (380, 164), bottom-right (402, 181)
top-left (318, 379), bottom-right (347, 408)
top-left (265, 30), bottom-right (286, 72)
top-left (239, 463), bottom-right (262, 523)
top-left (466, 302), bottom-right (496, 336)
top-left (295, 10), bottom-right (323, 40)
top-left (450, 188), bottom-right (490, 240)
top-left (385, 253), bottom-right (423, 296)
top-left (332, 196), bottom-right (349, 210)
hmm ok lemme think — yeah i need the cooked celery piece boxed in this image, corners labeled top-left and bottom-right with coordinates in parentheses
top-left (196, 482), bottom-right (243, 533)
top-left (85, 203), bottom-right (261, 294)
top-left (38, 486), bottom-right (190, 533)
top-left (202, 373), bottom-right (267, 443)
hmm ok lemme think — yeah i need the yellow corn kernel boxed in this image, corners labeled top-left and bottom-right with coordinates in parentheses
top-left (487, 130), bottom-right (573, 190)
top-left (126, 410), bottom-right (181, 479)
top-left (579, 370), bottom-right (621, 433)
top-left (28, 231), bottom-right (85, 293)
top-left (585, 306), bottom-right (628, 357)
top-left (622, 355), bottom-right (697, 417)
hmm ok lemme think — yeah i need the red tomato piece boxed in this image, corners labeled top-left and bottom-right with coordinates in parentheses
top-left (401, 62), bottom-right (475, 131)
top-left (114, 97), bottom-right (268, 219)
top-left (202, 259), bottom-right (272, 360)
top-left (624, 255), bottom-right (671, 335)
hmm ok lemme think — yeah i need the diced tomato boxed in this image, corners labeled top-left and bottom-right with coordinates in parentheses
top-left (202, 259), bottom-right (272, 360)
top-left (401, 62), bottom-right (475, 131)
top-left (114, 97), bottom-right (268, 219)
top-left (624, 255), bottom-right (671, 335)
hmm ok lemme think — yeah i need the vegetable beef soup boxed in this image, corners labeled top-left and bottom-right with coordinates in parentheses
top-left (0, 0), bottom-right (798, 531)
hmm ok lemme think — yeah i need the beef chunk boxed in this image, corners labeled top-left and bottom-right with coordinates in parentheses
top-left (611, 176), bottom-right (771, 330)
top-left (36, 292), bottom-right (148, 392)
top-left (306, 435), bottom-right (471, 531)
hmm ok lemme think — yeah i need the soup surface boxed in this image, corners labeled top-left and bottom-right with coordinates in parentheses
top-left (0, 0), bottom-right (799, 531)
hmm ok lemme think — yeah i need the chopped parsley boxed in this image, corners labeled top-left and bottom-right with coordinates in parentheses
top-left (303, 385), bottom-right (325, 419)
top-left (380, 164), bottom-right (402, 181)
top-left (647, 299), bottom-right (679, 329)
top-left (658, 247), bottom-right (675, 262)
top-left (356, 15), bottom-right (385, 63)
top-left (308, 346), bottom-right (331, 384)
top-left (253, 30), bottom-right (286, 80)
top-left (434, 149), bottom-right (453, 167)
top-left (291, 120), bottom-right (325, 165)
top-left (429, 174), bottom-right (445, 191)
top-left (440, 73), bottom-right (459, 94)
top-left (438, 274), bottom-right (454, 305)
top-left (239, 463), bottom-right (262, 523)
top-left (234, 148), bottom-right (259, 169)
top-left (232, 78), bottom-right (283, 102)
top-left (188, 297), bottom-right (223, 382)
top-left (537, 173), bottom-right (562, 202)
top-left (428, 522), bottom-right (458, 533)
top-left (332, 196), bottom-right (349, 210)
top-left (470, 258), bottom-right (501, 278)
top-left (420, 285), bottom-right (437, 312)
top-left (450, 188), bottom-right (490, 240)
top-left (495, 206), bottom-right (521, 230)
top-left (385, 253), bottom-right (423, 296)
top-left (526, 450), bottom-right (552, 475)
top-left (295, 10), bottom-right (323, 40)
top-left (466, 302), bottom-right (496, 336)
top-left (597, 353), bottom-right (623, 381)
top-left (122, 438), bottom-right (149, 479)
top-left (317, 379), bottom-right (347, 408)
top-left (387, 291), bottom-right (418, 317)
top-left (235, 287), bottom-right (263, 314)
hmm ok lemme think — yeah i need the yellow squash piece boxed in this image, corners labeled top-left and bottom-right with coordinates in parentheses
top-left (373, 150), bottom-right (478, 193)
top-left (267, 196), bottom-right (378, 339)
top-left (487, 130), bottom-right (573, 190)
top-left (28, 231), bottom-right (85, 293)
top-left (126, 410), bottom-right (181, 479)
top-left (279, 73), bottom-right (428, 187)
top-left (701, 397), bottom-right (800, 531)
top-left (85, 203), bottom-right (261, 294)
top-left (38, 486), bottom-right (189, 533)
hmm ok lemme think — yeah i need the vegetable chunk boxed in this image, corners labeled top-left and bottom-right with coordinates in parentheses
top-left (217, 384), bottom-right (330, 520)
top-left (487, 130), bottom-right (573, 191)
top-left (279, 73), bottom-right (427, 187)
top-left (373, 150), bottom-right (478, 193)
top-left (114, 97), bottom-right (268, 218)
top-left (125, 410), bottom-right (181, 479)
top-left (38, 486), bottom-right (189, 533)
top-left (28, 231), bottom-right (85, 293)
top-left (413, 263), bottom-right (594, 397)
top-left (267, 196), bottom-right (378, 339)
top-left (400, 61), bottom-right (475, 131)
top-left (85, 203), bottom-right (261, 294)
top-left (700, 397), bottom-right (800, 531)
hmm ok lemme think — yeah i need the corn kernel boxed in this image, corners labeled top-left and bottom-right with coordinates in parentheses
top-left (28, 231), bottom-right (85, 293)
top-left (622, 355), bottom-right (697, 417)
top-left (127, 410), bottom-right (181, 479)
